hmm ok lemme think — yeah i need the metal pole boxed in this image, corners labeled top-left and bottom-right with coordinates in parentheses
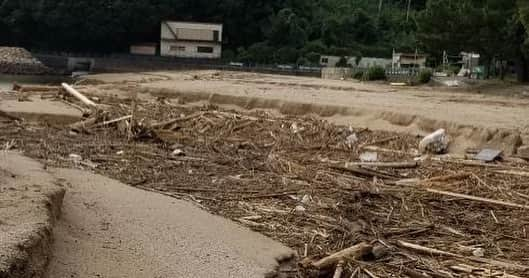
top-left (406, 0), bottom-right (412, 22)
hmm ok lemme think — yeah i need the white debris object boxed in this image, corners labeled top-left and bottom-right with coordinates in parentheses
top-left (301, 195), bottom-right (312, 204)
top-left (472, 248), bottom-right (485, 257)
top-left (294, 205), bottom-right (306, 214)
top-left (172, 149), bottom-right (185, 156)
top-left (290, 122), bottom-right (304, 134)
top-left (360, 152), bottom-right (378, 162)
top-left (419, 129), bottom-right (450, 154)
top-left (68, 154), bottom-right (82, 162)
top-left (345, 133), bottom-right (358, 147)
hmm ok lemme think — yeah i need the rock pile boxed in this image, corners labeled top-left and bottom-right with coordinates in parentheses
top-left (0, 47), bottom-right (50, 75)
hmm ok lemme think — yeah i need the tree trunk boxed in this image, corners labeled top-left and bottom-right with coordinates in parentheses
top-left (485, 57), bottom-right (492, 79)
top-left (515, 56), bottom-right (529, 82)
top-left (500, 60), bottom-right (506, 81)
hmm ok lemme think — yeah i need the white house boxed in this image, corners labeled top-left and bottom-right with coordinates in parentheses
top-left (160, 21), bottom-right (223, 59)
top-left (392, 51), bottom-right (428, 69)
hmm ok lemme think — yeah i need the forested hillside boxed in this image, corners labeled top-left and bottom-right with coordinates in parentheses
top-left (1, 0), bottom-right (529, 79)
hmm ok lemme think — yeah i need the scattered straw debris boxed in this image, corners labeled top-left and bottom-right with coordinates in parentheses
top-left (1, 85), bottom-right (529, 277)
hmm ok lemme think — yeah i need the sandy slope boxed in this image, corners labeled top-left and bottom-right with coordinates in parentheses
top-left (46, 168), bottom-right (294, 278)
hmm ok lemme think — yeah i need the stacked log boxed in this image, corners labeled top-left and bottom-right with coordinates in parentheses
top-left (0, 47), bottom-right (50, 75)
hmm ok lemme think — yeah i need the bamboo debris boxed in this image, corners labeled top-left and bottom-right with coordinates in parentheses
top-left (93, 115), bottom-right (132, 128)
top-left (61, 83), bottom-right (97, 108)
top-left (397, 241), bottom-right (529, 271)
top-left (0, 110), bottom-right (22, 121)
top-left (345, 161), bottom-right (419, 169)
top-left (426, 189), bottom-right (529, 210)
top-left (332, 260), bottom-right (345, 278)
top-left (3, 89), bottom-right (529, 278)
top-left (13, 84), bottom-right (61, 93)
top-left (493, 170), bottom-right (529, 177)
top-left (150, 111), bottom-right (205, 129)
top-left (332, 165), bottom-right (398, 180)
top-left (310, 242), bottom-right (372, 269)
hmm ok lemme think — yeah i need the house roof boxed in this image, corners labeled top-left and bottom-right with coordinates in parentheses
top-left (394, 53), bottom-right (428, 58)
top-left (163, 21), bottom-right (223, 28)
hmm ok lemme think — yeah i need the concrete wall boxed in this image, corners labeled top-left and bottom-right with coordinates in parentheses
top-left (321, 67), bottom-right (353, 80)
top-left (130, 45), bottom-right (156, 56)
top-left (160, 41), bottom-right (222, 59)
top-left (35, 53), bottom-right (321, 77)
top-left (357, 57), bottom-right (392, 68)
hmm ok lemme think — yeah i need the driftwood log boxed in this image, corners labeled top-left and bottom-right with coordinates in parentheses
top-left (310, 242), bottom-right (373, 269)
top-left (61, 83), bottom-right (97, 108)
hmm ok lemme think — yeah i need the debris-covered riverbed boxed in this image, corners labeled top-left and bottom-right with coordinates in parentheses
top-left (1, 85), bottom-right (529, 277)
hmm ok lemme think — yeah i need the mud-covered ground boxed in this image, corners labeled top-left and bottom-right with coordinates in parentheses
top-left (82, 70), bottom-right (529, 154)
top-left (1, 86), bottom-right (529, 277)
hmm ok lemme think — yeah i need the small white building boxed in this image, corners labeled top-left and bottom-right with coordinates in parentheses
top-left (392, 51), bottom-right (428, 69)
top-left (161, 21), bottom-right (223, 59)
top-left (320, 55), bottom-right (345, 67)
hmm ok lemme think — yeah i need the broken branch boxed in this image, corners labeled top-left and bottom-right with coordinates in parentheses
top-left (311, 242), bottom-right (372, 269)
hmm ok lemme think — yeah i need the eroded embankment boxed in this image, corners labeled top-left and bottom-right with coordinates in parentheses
top-left (144, 87), bottom-right (525, 154)
top-left (0, 153), bottom-right (65, 278)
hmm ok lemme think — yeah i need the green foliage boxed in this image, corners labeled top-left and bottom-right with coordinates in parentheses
top-left (222, 49), bottom-right (236, 61)
top-left (353, 71), bottom-right (364, 80)
top-left (363, 66), bottom-right (386, 81)
top-left (276, 47), bottom-right (299, 64)
top-left (0, 0), bottom-right (428, 61)
top-left (418, 69), bottom-right (432, 83)
top-left (296, 57), bottom-right (310, 66)
top-left (336, 57), bottom-right (348, 67)
top-left (1, 0), bottom-right (528, 81)
top-left (416, 0), bottom-right (526, 79)
top-left (305, 52), bottom-right (321, 64)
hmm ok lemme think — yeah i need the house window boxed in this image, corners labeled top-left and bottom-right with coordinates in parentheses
top-left (213, 31), bottom-right (220, 42)
top-left (321, 58), bottom-right (329, 63)
top-left (197, 46), bottom-right (214, 53)
top-left (170, 45), bottom-right (185, 51)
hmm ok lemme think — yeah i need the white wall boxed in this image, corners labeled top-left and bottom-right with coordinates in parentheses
top-left (160, 41), bottom-right (222, 59)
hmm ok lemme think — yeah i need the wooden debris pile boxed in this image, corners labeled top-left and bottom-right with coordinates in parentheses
top-left (1, 85), bottom-right (529, 278)
top-left (0, 47), bottom-right (50, 75)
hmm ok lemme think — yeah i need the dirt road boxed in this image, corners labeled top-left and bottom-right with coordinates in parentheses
top-left (85, 70), bottom-right (529, 153)
top-left (46, 168), bottom-right (294, 278)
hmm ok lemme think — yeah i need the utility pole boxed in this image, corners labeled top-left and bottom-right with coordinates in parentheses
top-left (406, 0), bottom-right (412, 22)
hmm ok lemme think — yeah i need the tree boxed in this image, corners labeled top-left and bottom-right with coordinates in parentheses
top-left (417, 0), bottom-right (528, 81)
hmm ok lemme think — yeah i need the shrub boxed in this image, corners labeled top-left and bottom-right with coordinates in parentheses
top-left (296, 56), bottom-right (310, 66)
top-left (363, 66), bottom-right (386, 81)
top-left (419, 69), bottom-right (433, 83)
top-left (353, 71), bottom-right (364, 80)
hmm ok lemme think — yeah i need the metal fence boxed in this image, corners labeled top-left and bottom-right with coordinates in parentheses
top-left (33, 52), bottom-right (321, 77)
